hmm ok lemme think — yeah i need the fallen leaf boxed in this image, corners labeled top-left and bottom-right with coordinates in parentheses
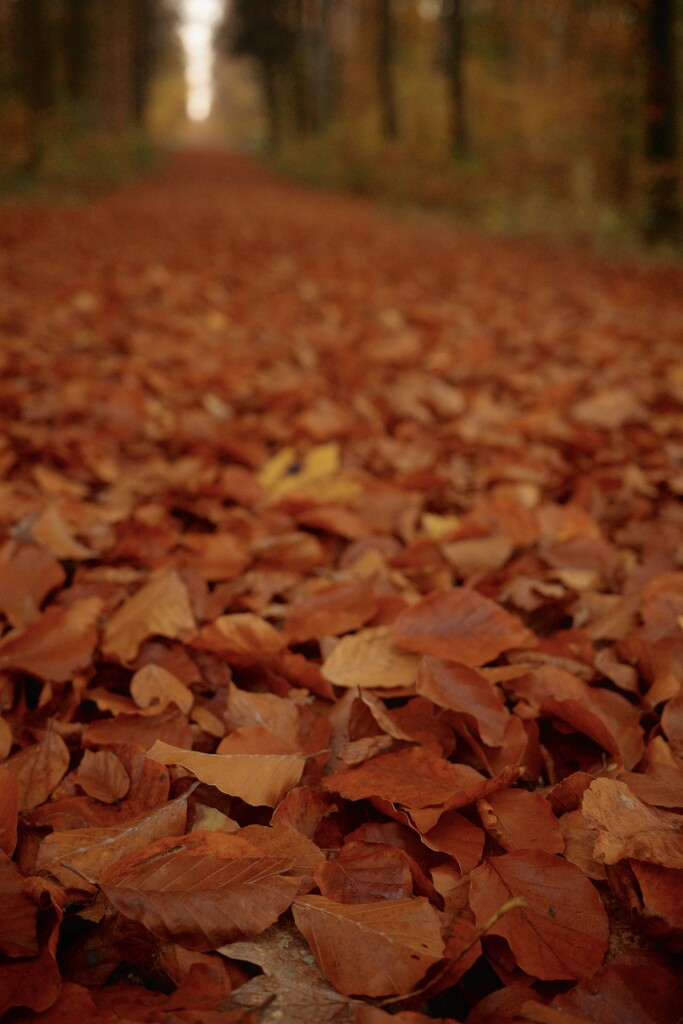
top-left (5, 726), bottom-right (70, 812)
top-left (469, 851), bottom-right (608, 980)
top-left (581, 778), bottom-right (683, 867)
top-left (392, 589), bottom-right (534, 666)
top-left (292, 893), bottom-right (445, 997)
top-left (146, 739), bottom-right (305, 806)
top-left (76, 749), bottom-right (130, 803)
top-left (322, 626), bottom-right (420, 690)
top-left (100, 830), bottom-right (300, 950)
top-left (102, 571), bottom-right (196, 663)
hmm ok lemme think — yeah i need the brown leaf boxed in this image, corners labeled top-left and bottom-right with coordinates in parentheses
top-left (392, 588), bottom-right (533, 666)
top-left (0, 765), bottom-right (18, 856)
top-left (323, 746), bottom-right (522, 832)
top-left (0, 598), bottom-right (100, 681)
top-left (477, 789), bottom-right (564, 855)
top-left (102, 570), bottom-right (196, 663)
top-left (292, 894), bottom-right (445, 997)
top-left (0, 543), bottom-right (65, 629)
top-left (76, 749), bottom-right (130, 803)
top-left (469, 850), bottom-right (609, 980)
top-left (283, 579), bottom-right (379, 642)
top-left (315, 840), bottom-right (415, 904)
top-left (100, 830), bottom-right (300, 950)
top-left (0, 853), bottom-right (40, 958)
top-left (5, 726), bottom-right (70, 812)
top-left (34, 792), bottom-right (189, 888)
top-left (146, 739), bottom-right (305, 806)
top-left (416, 656), bottom-right (510, 747)
top-left (581, 777), bottom-right (683, 868)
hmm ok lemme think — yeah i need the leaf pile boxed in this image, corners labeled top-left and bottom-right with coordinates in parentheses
top-left (1, 153), bottom-right (682, 1023)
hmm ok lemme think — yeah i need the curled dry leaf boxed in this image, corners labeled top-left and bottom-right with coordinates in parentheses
top-left (146, 739), bottom-right (305, 806)
top-left (469, 851), bottom-right (609, 980)
top-left (130, 663), bottom-right (194, 715)
top-left (292, 894), bottom-right (445, 997)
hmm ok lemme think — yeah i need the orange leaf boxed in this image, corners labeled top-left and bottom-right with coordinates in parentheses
top-left (392, 588), bottom-right (533, 666)
top-left (321, 626), bottom-right (420, 690)
top-left (0, 853), bottom-right (40, 958)
top-left (102, 571), bottom-right (195, 663)
top-left (292, 894), bottom-right (445, 997)
top-left (192, 612), bottom-right (285, 664)
top-left (100, 830), bottom-right (300, 951)
top-left (146, 739), bottom-right (305, 806)
top-left (469, 851), bottom-right (608, 980)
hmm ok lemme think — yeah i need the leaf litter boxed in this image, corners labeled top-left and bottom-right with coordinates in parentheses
top-left (0, 152), bottom-right (682, 1020)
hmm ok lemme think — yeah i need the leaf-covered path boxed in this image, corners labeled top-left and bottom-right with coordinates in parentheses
top-left (1, 151), bottom-right (682, 1023)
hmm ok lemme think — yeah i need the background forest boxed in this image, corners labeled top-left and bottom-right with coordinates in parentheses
top-left (0, 0), bottom-right (680, 250)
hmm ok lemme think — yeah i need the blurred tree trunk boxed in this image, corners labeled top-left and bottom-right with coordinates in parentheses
top-left (11, 0), bottom-right (55, 170)
top-left (442, 0), bottom-right (468, 157)
top-left (643, 0), bottom-right (679, 241)
top-left (63, 0), bottom-right (89, 102)
top-left (377, 0), bottom-right (398, 139)
top-left (131, 0), bottom-right (156, 126)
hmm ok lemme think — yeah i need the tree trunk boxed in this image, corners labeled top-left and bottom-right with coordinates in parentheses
top-left (443, 0), bottom-right (468, 158)
top-left (63, 0), bottom-right (89, 101)
top-left (644, 0), bottom-right (679, 241)
top-left (131, 0), bottom-right (155, 126)
top-left (12, 0), bottom-right (54, 170)
top-left (377, 0), bottom-right (398, 140)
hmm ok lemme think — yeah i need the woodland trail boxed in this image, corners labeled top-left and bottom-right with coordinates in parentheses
top-left (1, 151), bottom-right (683, 1023)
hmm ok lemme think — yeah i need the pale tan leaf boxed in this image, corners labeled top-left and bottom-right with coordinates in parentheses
top-left (102, 571), bottom-right (196, 663)
top-left (322, 626), bottom-right (420, 690)
top-left (130, 663), bottom-right (193, 715)
top-left (146, 739), bottom-right (305, 806)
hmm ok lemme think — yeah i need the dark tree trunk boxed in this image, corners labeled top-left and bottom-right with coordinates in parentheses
top-left (377, 0), bottom-right (398, 139)
top-left (644, 0), bottom-right (679, 241)
top-left (131, 0), bottom-right (155, 125)
top-left (63, 0), bottom-right (89, 101)
top-left (12, 0), bottom-right (54, 170)
top-left (443, 0), bottom-right (468, 158)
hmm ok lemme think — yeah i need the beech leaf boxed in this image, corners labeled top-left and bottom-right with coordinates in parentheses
top-left (392, 588), bottom-right (533, 666)
top-left (100, 830), bottom-right (300, 951)
top-left (146, 739), bottom-right (305, 806)
top-left (292, 893), bottom-right (445, 997)
top-left (469, 850), bottom-right (609, 980)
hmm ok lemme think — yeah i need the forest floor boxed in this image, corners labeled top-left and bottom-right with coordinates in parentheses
top-left (1, 151), bottom-right (683, 1023)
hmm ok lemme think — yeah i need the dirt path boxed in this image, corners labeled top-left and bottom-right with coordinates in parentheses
top-left (1, 151), bottom-right (682, 1022)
